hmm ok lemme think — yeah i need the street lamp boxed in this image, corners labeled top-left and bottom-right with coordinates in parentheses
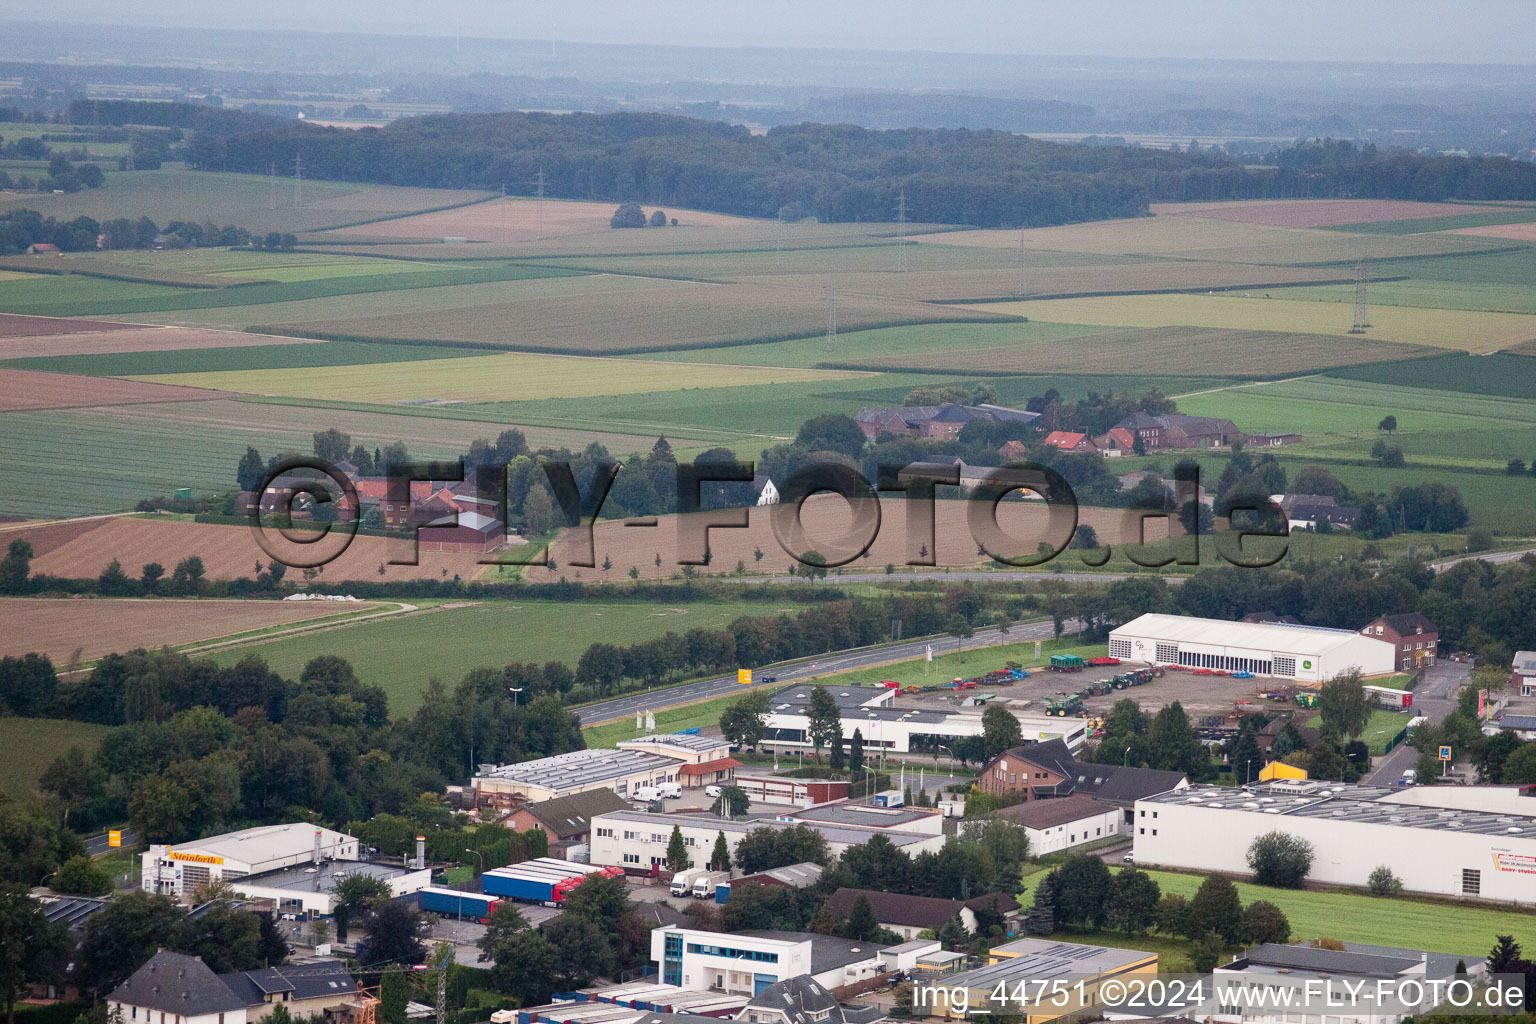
top-left (1123, 746), bottom-right (1132, 767)
top-left (936, 744), bottom-right (956, 781)
top-left (508, 687), bottom-right (523, 708)
top-left (465, 848), bottom-right (484, 879)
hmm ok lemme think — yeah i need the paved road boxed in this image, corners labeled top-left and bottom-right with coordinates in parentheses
top-left (87, 827), bottom-right (136, 856)
top-left (1361, 661), bottom-right (1467, 785)
top-left (724, 570), bottom-right (1186, 585)
top-left (1431, 547), bottom-right (1536, 572)
top-left (574, 619), bottom-right (1078, 724)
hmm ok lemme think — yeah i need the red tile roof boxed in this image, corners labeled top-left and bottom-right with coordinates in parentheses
top-left (678, 757), bottom-right (743, 776)
top-left (1042, 431), bottom-right (1089, 449)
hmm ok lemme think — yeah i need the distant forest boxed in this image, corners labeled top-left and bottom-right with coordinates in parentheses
top-left (87, 101), bottom-right (1536, 228)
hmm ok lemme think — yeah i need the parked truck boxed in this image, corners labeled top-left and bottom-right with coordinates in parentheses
top-left (691, 871), bottom-right (728, 898)
top-left (418, 887), bottom-right (500, 922)
top-left (670, 869), bottom-right (702, 897)
top-left (481, 858), bottom-right (623, 905)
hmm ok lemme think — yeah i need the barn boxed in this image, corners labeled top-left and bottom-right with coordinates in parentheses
top-left (1107, 613), bottom-right (1395, 683)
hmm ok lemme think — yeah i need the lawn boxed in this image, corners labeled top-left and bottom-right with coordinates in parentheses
top-left (206, 599), bottom-right (801, 716)
top-left (130, 352), bottom-right (866, 403)
top-left (0, 716), bottom-right (111, 801)
top-left (1305, 707), bottom-right (1412, 755)
top-left (968, 294), bottom-right (1536, 353)
top-left (1018, 867), bottom-right (1536, 955)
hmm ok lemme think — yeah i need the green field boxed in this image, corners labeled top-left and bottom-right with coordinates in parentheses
top-left (1, 340), bottom-right (493, 376)
top-left (1324, 352), bottom-right (1536, 399)
top-left (207, 599), bottom-right (802, 716)
top-left (0, 716), bottom-right (111, 801)
top-left (1018, 867), bottom-right (1536, 954)
top-left (1276, 278), bottom-right (1536, 315)
top-left (627, 321), bottom-right (1114, 368)
top-left (800, 635), bottom-right (1101, 690)
top-left (0, 166), bottom-right (495, 235)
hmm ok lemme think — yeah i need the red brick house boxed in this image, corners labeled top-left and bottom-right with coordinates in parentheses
top-left (1041, 431), bottom-right (1096, 453)
top-left (1359, 612), bottom-right (1439, 671)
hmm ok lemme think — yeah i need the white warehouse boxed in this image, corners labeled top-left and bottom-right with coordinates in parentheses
top-left (1108, 613), bottom-right (1395, 682)
top-left (1132, 781), bottom-right (1536, 905)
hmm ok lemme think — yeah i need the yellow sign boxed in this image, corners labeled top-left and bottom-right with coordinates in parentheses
top-left (108, 830), bottom-right (122, 847)
top-left (168, 851), bottom-right (224, 865)
top-left (737, 668), bottom-right (752, 685)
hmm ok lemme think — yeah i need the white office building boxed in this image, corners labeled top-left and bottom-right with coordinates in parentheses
top-left (589, 810), bottom-right (945, 871)
top-left (652, 926), bottom-right (896, 995)
top-left (1108, 613), bottom-right (1395, 682)
top-left (1133, 781), bottom-right (1536, 905)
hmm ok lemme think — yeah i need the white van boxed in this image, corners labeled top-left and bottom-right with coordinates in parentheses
top-left (657, 782), bottom-right (683, 799)
top-left (1400, 769), bottom-right (1417, 786)
top-left (633, 785), bottom-right (661, 803)
top-left (692, 871), bottom-right (726, 898)
top-left (670, 869), bottom-right (698, 897)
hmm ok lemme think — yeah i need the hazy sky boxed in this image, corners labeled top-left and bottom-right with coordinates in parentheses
top-left (16, 0), bottom-right (1536, 64)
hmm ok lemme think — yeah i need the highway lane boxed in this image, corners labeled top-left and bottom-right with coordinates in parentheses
top-left (574, 618), bottom-right (1078, 724)
top-left (1361, 660), bottom-right (1467, 785)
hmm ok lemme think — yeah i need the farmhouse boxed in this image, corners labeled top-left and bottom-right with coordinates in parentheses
top-left (1132, 780), bottom-right (1536, 905)
top-left (1041, 430), bottom-right (1095, 452)
top-left (1107, 613), bottom-right (1396, 682)
top-left (854, 402), bottom-right (1038, 441)
top-left (26, 242), bottom-right (61, 254)
top-left (1275, 493), bottom-right (1361, 531)
top-left (1114, 412), bottom-right (1242, 451)
top-left (1359, 612), bottom-right (1438, 671)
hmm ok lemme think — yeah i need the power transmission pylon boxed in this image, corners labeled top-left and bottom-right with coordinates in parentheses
top-left (269, 162), bottom-right (276, 211)
top-left (895, 189), bottom-right (908, 273)
top-left (825, 289), bottom-right (838, 350)
top-left (293, 153), bottom-right (303, 209)
top-left (1349, 258), bottom-right (1370, 333)
top-left (1017, 225), bottom-right (1029, 298)
top-left (534, 167), bottom-right (546, 240)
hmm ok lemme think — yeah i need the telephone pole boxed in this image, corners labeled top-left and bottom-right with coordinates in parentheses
top-left (825, 289), bottom-right (838, 349)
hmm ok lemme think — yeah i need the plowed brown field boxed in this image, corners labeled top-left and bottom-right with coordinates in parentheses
top-left (0, 313), bottom-right (138, 337)
top-left (1, 596), bottom-right (383, 662)
top-left (0, 326), bottom-right (326, 360)
top-left (0, 368), bottom-right (227, 411)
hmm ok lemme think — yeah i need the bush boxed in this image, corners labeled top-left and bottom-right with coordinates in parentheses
top-left (1247, 831), bottom-right (1313, 888)
top-left (1241, 900), bottom-right (1291, 945)
top-left (1367, 865), bottom-right (1403, 897)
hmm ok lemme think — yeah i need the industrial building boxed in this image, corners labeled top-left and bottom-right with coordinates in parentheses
top-left (475, 734), bottom-right (736, 805)
top-left (916, 937), bottom-right (1157, 1023)
top-left (781, 801), bottom-right (945, 835)
top-left (588, 809), bottom-right (944, 871)
top-left (1107, 613), bottom-right (1396, 682)
top-left (991, 794), bottom-right (1124, 855)
top-left (762, 683), bottom-right (1085, 756)
top-left (1133, 781), bottom-right (1536, 905)
top-left (652, 925), bottom-right (899, 995)
top-left (141, 823), bottom-right (357, 898)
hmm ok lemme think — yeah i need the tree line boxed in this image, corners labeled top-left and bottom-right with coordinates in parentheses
top-left (181, 111), bottom-right (1536, 228)
top-left (0, 207), bottom-right (267, 255)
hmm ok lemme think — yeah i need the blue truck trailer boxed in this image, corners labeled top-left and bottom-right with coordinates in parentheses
top-left (417, 887), bottom-right (499, 921)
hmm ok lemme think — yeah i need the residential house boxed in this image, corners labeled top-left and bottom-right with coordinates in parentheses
top-left (1041, 431), bottom-right (1096, 453)
top-left (735, 976), bottom-right (884, 1024)
top-left (1275, 493), bottom-right (1361, 531)
top-left (1254, 717), bottom-right (1321, 758)
top-left (753, 476), bottom-right (780, 506)
top-left (218, 960), bottom-right (358, 1022)
top-left (974, 739), bottom-right (1187, 822)
top-left (1359, 612), bottom-right (1439, 671)
top-left (821, 887), bottom-right (1020, 941)
top-left (1093, 427), bottom-right (1137, 457)
top-left (998, 440), bottom-right (1029, 462)
top-left (1511, 651), bottom-right (1536, 697)
top-left (505, 788), bottom-right (632, 847)
top-left (108, 951), bottom-right (249, 1024)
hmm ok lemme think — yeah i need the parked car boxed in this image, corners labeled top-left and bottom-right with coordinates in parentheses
top-left (1122, 852), bottom-right (1136, 864)
top-left (1400, 769), bottom-right (1417, 786)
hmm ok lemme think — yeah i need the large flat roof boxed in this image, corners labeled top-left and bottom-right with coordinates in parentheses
top-left (170, 822), bottom-right (345, 865)
top-left (790, 803), bottom-right (940, 828)
top-left (1111, 613), bottom-right (1382, 657)
top-left (593, 810), bottom-right (936, 848)
top-left (618, 734), bottom-right (728, 754)
top-left (951, 938), bottom-right (1154, 986)
top-left (477, 749), bottom-right (676, 789)
top-left (239, 859), bottom-right (411, 893)
top-left (1141, 781), bottom-right (1536, 838)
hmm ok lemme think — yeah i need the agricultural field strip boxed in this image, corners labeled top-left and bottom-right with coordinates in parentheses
top-left (125, 351), bottom-right (870, 403)
top-left (966, 294), bottom-right (1536, 352)
top-left (1272, 278), bottom-right (1536, 316)
top-left (0, 339), bottom-right (493, 376)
